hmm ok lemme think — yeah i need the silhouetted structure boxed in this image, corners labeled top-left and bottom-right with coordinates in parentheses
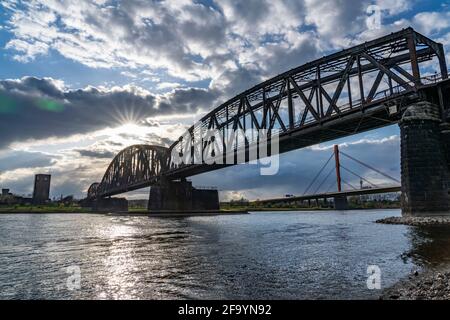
top-left (33, 174), bottom-right (51, 204)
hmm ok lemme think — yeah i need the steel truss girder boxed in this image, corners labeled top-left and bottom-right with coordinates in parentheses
top-left (167, 28), bottom-right (447, 173)
top-left (87, 145), bottom-right (169, 199)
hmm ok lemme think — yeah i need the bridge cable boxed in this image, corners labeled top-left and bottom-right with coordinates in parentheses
top-left (340, 165), bottom-right (379, 188)
top-left (325, 180), bottom-right (337, 193)
top-left (341, 178), bottom-right (357, 190)
top-left (312, 166), bottom-right (335, 195)
top-left (340, 151), bottom-right (400, 184)
top-left (303, 152), bottom-right (334, 195)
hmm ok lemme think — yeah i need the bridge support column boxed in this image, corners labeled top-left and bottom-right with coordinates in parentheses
top-left (400, 102), bottom-right (450, 216)
top-left (148, 179), bottom-right (219, 212)
top-left (334, 196), bottom-right (348, 210)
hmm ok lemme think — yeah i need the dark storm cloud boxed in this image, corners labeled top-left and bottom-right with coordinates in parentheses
top-left (117, 132), bottom-right (174, 147)
top-left (0, 77), bottom-right (218, 148)
top-left (158, 87), bottom-right (220, 111)
top-left (102, 141), bottom-right (124, 147)
top-left (0, 150), bottom-right (56, 171)
top-left (75, 149), bottom-right (116, 159)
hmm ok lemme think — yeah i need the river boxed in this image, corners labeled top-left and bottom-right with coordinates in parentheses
top-left (1, 209), bottom-right (449, 299)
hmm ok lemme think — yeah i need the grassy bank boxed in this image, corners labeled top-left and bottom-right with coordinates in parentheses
top-left (0, 205), bottom-right (94, 213)
top-left (1, 201), bottom-right (400, 214)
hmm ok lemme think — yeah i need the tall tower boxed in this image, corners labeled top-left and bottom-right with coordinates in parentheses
top-left (33, 174), bottom-right (51, 204)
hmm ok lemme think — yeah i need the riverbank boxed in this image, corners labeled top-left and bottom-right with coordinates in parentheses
top-left (381, 267), bottom-right (450, 300)
top-left (1, 206), bottom-right (398, 214)
top-left (0, 206), bottom-right (94, 213)
top-left (378, 216), bottom-right (450, 299)
top-left (376, 216), bottom-right (450, 226)
top-left (110, 209), bottom-right (249, 217)
top-left (0, 207), bottom-right (248, 216)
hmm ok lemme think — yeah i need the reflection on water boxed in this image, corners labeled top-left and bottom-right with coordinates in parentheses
top-left (402, 226), bottom-right (450, 268)
top-left (1, 210), bottom-right (450, 299)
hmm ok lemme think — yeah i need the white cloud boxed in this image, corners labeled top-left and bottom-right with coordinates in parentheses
top-left (5, 0), bottom-right (426, 96)
top-left (413, 11), bottom-right (450, 35)
top-left (156, 82), bottom-right (182, 90)
top-left (375, 0), bottom-right (411, 16)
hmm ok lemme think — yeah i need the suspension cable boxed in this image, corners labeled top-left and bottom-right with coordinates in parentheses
top-left (340, 151), bottom-right (400, 184)
top-left (303, 152), bottom-right (334, 195)
top-left (325, 179), bottom-right (337, 193)
top-left (340, 165), bottom-right (379, 188)
top-left (341, 178), bottom-right (357, 190)
top-left (313, 166), bottom-right (335, 195)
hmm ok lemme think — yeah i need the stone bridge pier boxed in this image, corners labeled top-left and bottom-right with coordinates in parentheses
top-left (148, 178), bottom-right (219, 212)
top-left (400, 101), bottom-right (450, 216)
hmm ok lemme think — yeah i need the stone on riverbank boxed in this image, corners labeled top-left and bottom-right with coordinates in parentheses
top-left (376, 216), bottom-right (450, 226)
top-left (381, 270), bottom-right (450, 300)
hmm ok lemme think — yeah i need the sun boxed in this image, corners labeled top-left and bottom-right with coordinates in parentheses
top-left (119, 122), bottom-right (141, 132)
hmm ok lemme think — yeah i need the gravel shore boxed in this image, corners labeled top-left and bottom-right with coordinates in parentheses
top-left (376, 216), bottom-right (450, 226)
top-left (381, 268), bottom-right (450, 300)
top-left (378, 215), bottom-right (450, 299)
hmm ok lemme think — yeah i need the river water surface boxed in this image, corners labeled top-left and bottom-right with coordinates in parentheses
top-left (1, 209), bottom-right (450, 299)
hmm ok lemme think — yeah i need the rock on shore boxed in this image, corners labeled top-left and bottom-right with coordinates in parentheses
top-left (381, 269), bottom-right (450, 300)
top-left (376, 216), bottom-right (450, 226)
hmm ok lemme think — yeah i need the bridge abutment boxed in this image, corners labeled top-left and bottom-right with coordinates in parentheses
top-left (148, 179), bottom-right (219, 212)
top-left (400, 102), bottom-right (450, 216)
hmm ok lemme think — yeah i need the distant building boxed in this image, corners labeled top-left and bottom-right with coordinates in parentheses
top-left (33, 174), bottom-right (51, 204)
top-left (57, 195), bottom-right (74, 205)
top-left (0, 189), bottom-right (13, 205)
top-left (229, 197), bottom-right (249, 206)
top-left (0, 188), bottom-right (32, 206)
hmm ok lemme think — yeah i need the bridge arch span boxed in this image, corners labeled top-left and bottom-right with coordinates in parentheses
top-left (88, 144), bottom-right (169, 199)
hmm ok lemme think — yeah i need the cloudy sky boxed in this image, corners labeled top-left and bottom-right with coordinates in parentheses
top-left (0, 0), bottom-right (449, 201)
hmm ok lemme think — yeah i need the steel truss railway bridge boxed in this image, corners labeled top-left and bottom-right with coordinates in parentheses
top-left (86, 28), bottom-right (450, 216)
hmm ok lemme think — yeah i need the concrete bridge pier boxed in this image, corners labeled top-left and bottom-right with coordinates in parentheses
top-left (334, 196), bottom-right (348, 210)
top-left (148, 178), bottom-right (219, 212)
top-left (400, 102), bottom-right (450, 216)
